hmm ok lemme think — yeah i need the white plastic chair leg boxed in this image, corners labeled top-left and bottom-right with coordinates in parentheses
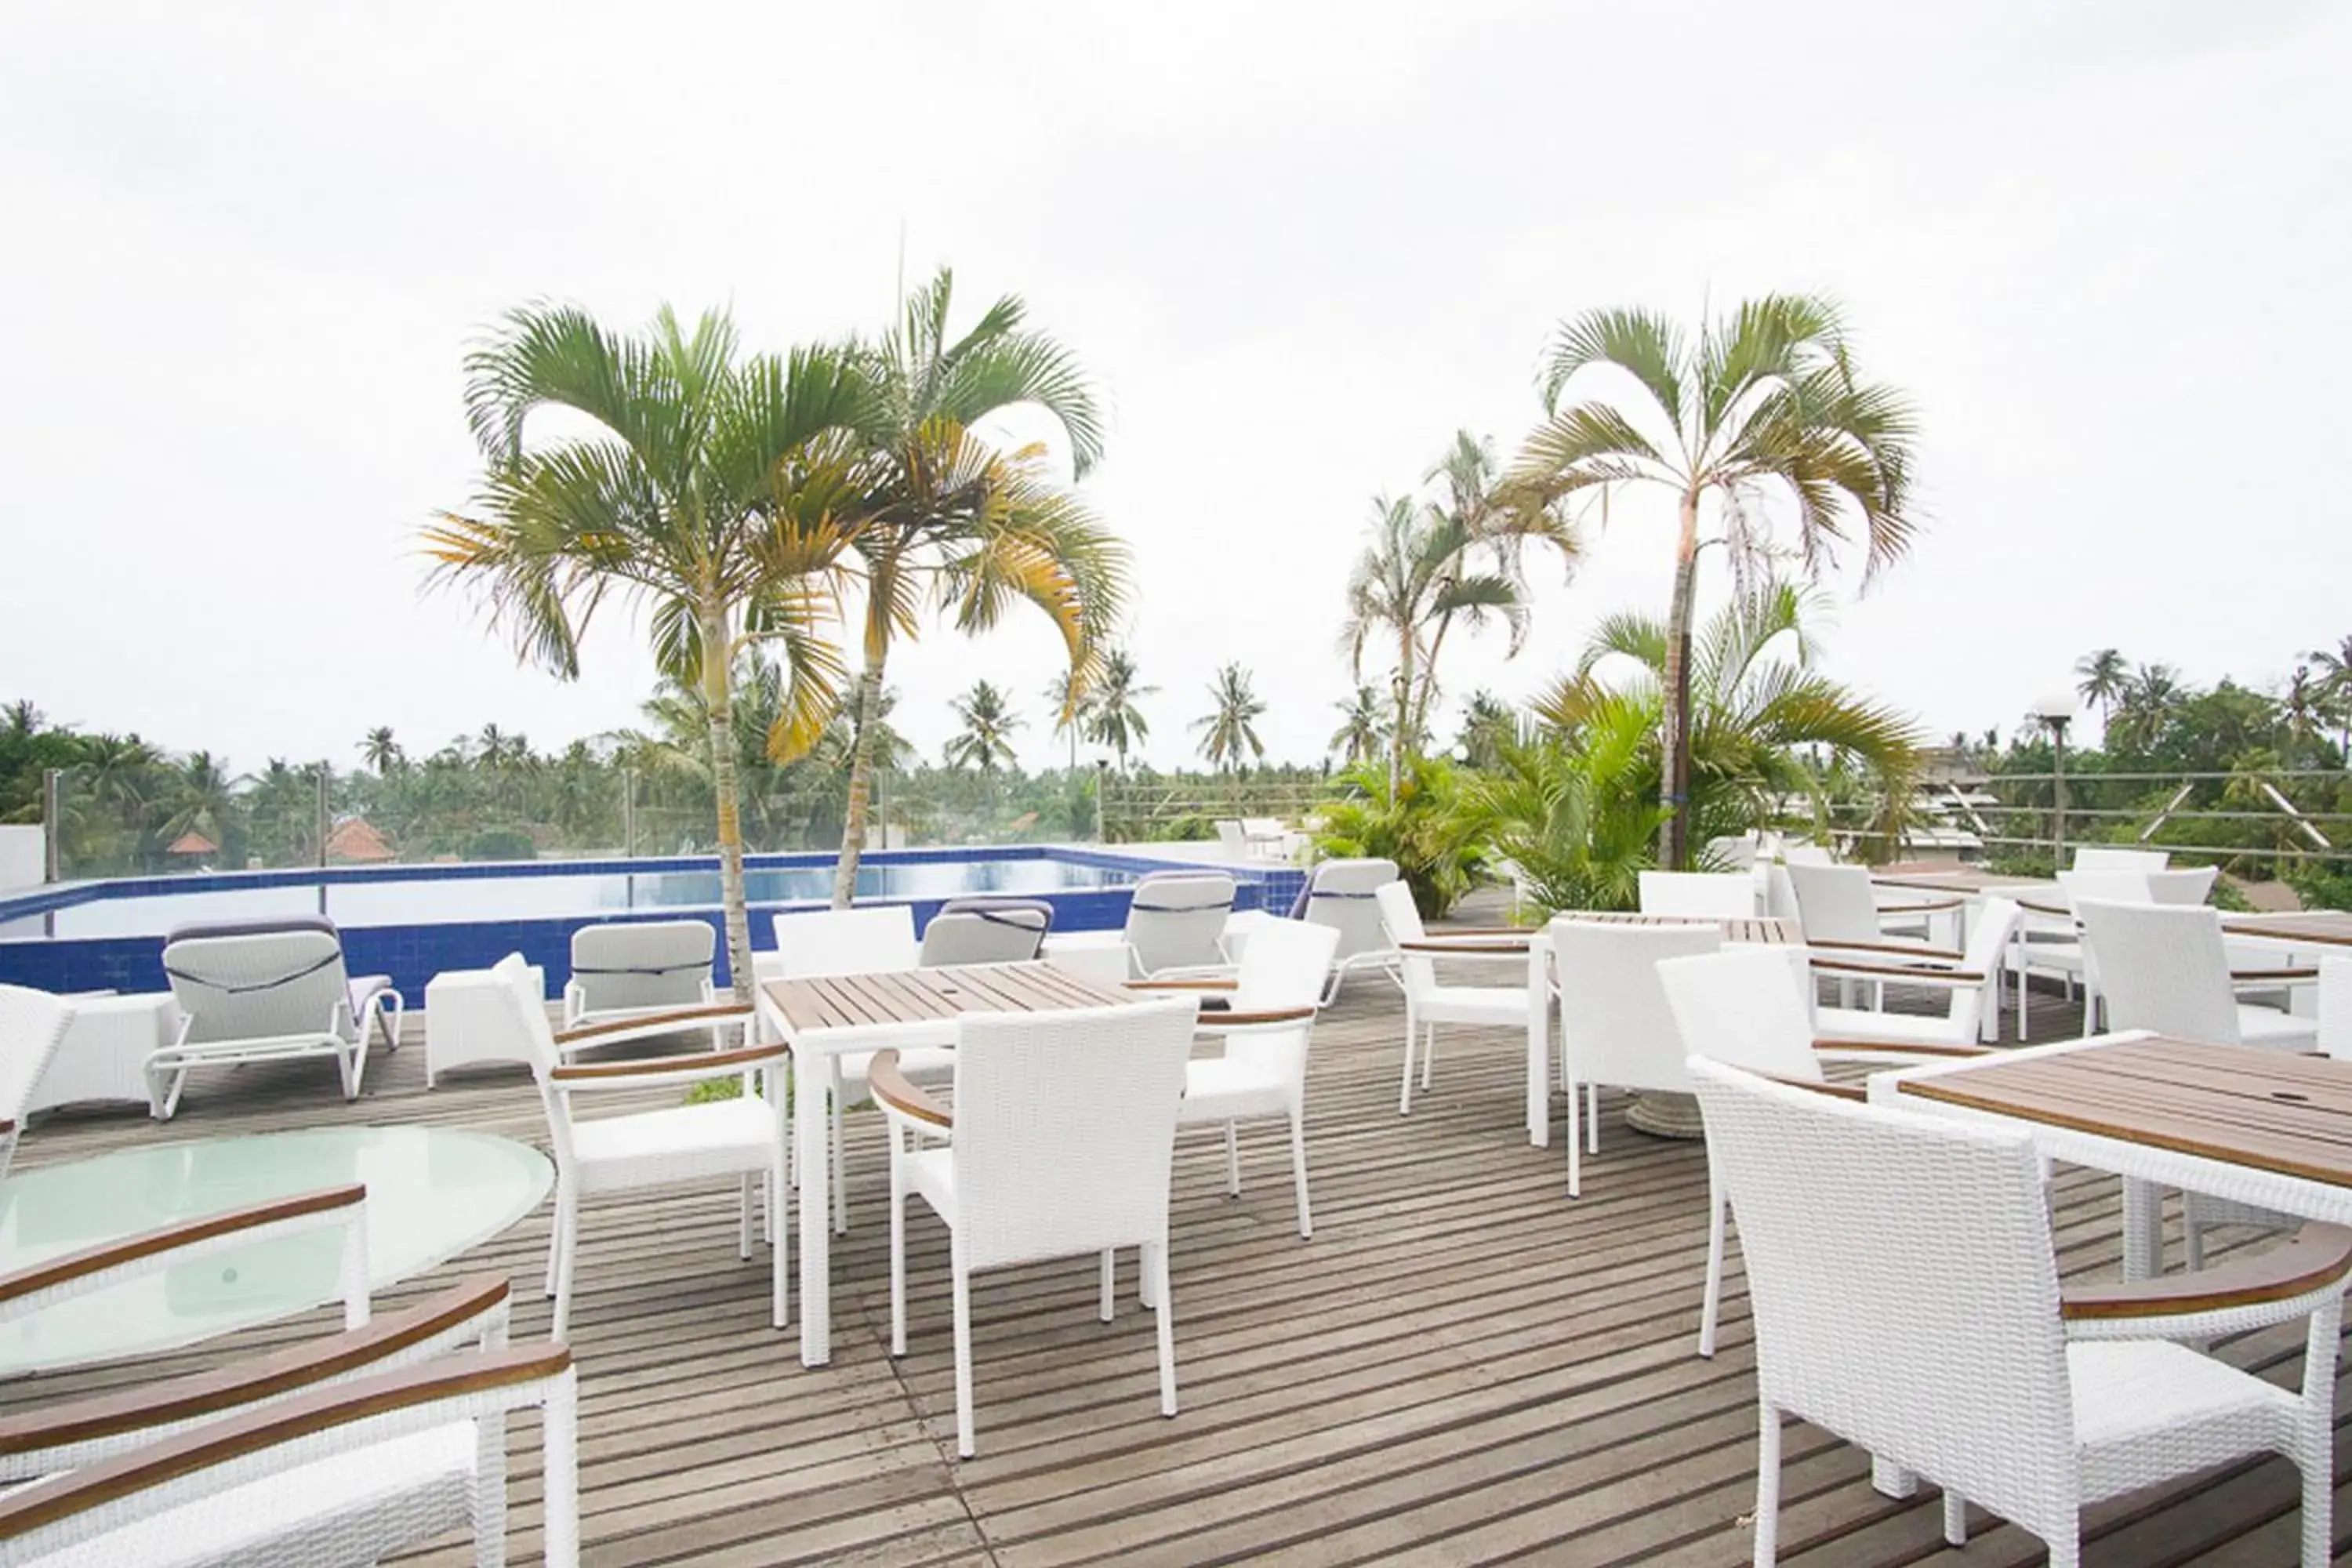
top-left (737, 1174), bottom-right (754, 1260)
top-left (1751, 1404), bottom-right (1780, 1568)
top-left (771, 1145), bottom-right (789, 1329)
top-left (1149, 1240), bottom-right (1177, 1417)
top-left (952, 1253), bottom-right (977, 1458)
top-left (1397, 1005), bottom-right (1418, 1114)
top-left (1586, 1085), bottom-right (1599, 1155)
top-left (1224, 1123), bottom-right (1241, 1196)
top-left (1566, 1072), bottom-right (1583, 1199)
top-left (1421, 1022), bottom-right (1435, 1089)
top-left (2300, 1448), bottom-right (2330, 1568)
top-left (1288, 1110), bottom-right (1312, 1239)
top-left (888, 1148), bottom-right (908, 1356)
top-left (551, 1200), bottom-right (579, 1341)
top-left (1099, 1250), bottom-right (1115, 1321)
top-left (1942, 1489), bottom-right (1966, 1546)
top-left (1699, 1162), bottom-right (1726, 1358)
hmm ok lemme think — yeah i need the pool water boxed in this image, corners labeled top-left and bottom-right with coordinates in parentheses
top-left (12, 855), bottom-right (1138, 939)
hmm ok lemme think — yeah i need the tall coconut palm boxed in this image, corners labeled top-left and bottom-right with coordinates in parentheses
top-left (1082, 648), bottom-right (1155, 771)
top-left (1339, 495), bottom-right (1530, 795)
top-left (826, 266), bottom-right (1127, 906)
top-left (1506, 296), bottom-right (1921, 866)
top-left (945, 680), bottom-right (1022, 776)
top-left (1043, 670), bottom-right (1092, 772)
top-left (1193, 663), bottom-right (1266, 775)
top-left (1329, 684), bottom-right (1385, 767)
top-left (2109, 662), bottom-right (2183, 755)
top-left (359, 727), bottom-right (403, 774)
top-left (162, 751), bottom-right (238, 852)
top-left (2074, 648), bottom-right (2128, 725)
top-left (426, 303), bottom-right (866, 998)
top-left (2309, 634), bottom-right (2352, 753)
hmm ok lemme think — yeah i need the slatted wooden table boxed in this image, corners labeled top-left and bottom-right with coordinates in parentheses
top-left (1547, 912), bottom-right (1799, 946)
top-left (1877, 1032), bottom-right (2352, 1278)
top-left (1870, 862), bottom-right (2060, 895)
top-left (2223, 910), bottom-right (2352, 949)
top-left (758, 960), bottom-right (1146, 1366)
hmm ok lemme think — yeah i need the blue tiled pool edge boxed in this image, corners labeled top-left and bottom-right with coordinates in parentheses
top-left (0, 847), bottom-right (1308, 999)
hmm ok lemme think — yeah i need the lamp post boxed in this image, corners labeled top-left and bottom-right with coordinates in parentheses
top-left (1094, 759), bottom-right (1110, 844)
top-left (2029, 693), bottom-right (2074, 873)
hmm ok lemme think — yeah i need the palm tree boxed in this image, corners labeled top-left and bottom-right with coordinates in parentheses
top-left (1193, 663), bottom-right (1266, 776)
top-left (1328, 684), bottom-right (1385, 767)
top-left (2309, 635), bottom-right (2352, 753)
top-left (1456, 689), bottom-right (1518, 771)
top-left (945, 681), bottom-right (1022, 777)
top-left (1339, 495), bottom-right (1529, 795)
top-left (1506, 296), bottom-right (1921, 866)
top-left (1043, 670), bottom-right (1092, 772)
top-left (162, 751), bottom-right (238, 854)
top-left (359, 727), bottom-right (402, 774)
top-left (2074, 648), bottom-right (2128, 725)
top-left (426, 302), bottom-right (866, 998)
top-left (2284, 665), bottom-right (2325, 761)
top-left (2110, 662), bottom-right (2183, 755)
top-left (826, 266), bottom-right (1127, 906)
top-left (1082, 648), bottom-right (1155, 771)
top-left (4, 701), bottom-right (43, 739)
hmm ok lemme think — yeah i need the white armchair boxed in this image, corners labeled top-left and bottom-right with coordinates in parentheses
top-left (0, 984), bottom-right (73, 1181)
top-left (1548, 918), bottom-right (1724, 1197)
top-left (1376, 882), bottom-right (1537, 1116)
top-left (1813, 896), bottom-right (2023, 1049)
top-left (877, 998), bottom-right (1200, 1458)
top-left (1688, 1056), bottom-right (2347, 1568)
top-left (490, 953), bottom-right (786, 1340)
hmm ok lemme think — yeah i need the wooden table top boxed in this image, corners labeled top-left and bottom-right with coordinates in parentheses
top-left (2222, 911), bottom-right (2352, 949)
top-left (1870, 863), bottom-right (2058, 895)
top-left (1898, 1036), bottom-right (2352, 1189)
top-left (762, 961), bottom-right (1142, 1035)
top-left (1548, 913), bottom-right (1799, 946)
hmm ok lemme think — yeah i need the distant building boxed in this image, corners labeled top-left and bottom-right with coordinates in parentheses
top-left (325, 816), bottom-right (396, 864)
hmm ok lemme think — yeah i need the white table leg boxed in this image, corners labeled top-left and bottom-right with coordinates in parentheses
top-left (2121, 1175), bottom-right (2164, 1281)
top-left (1526, 942), bottom-right (1549, 1149)
top-left (796, 1051), bottom-right (833, 1366)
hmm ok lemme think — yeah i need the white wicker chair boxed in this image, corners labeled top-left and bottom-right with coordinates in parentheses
top-left (153, 920), bottom-right (404, 1120)
top-left (1636, 871), bottom-right (1758, 919)
top-left (1149, 917), bottom-right (1340, 1238)
top-left (1299, 858), bottom-right (1401, 1002)
top-left (2073, 845), bottom-right (2169, 873)
top-left (2144, 865), bottom-right (2220, 906)
top-left (1657, 946), bottom-right (1991, 1357)
top-left (0, 985), bottom-right (74, 1181)
top-left (1376, 882), bottom-right (1534, 1115)
top-left (2324, 956), bottom-right (2352, 1059)
top-left (1122, 871), bottom-right (1240, 979)
top-left (876, 998), bottom-right (1200, 1457)
top-left (1785, 862), bottom-right (1965, 976)
top-left (919, 898), bottom-right (1052, 966)
top-left (1689, 1055), bottom-right (2347, 1568)
top-left (489, 953), bottom-right (783, 1340)
top-left (0, 1185), bottom-right (566, 1566)
top-left (766, 906), bottom-right (941, 1236)
top-left (1813, 897), bottom-right (2023, 1050)
top-left (1548, 918), bottom-right (1725, 1197)
top-left (559, 919), bottom-right (717, 1033)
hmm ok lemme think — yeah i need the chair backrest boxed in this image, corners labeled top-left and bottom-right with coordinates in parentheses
top-left (1123, 871), bottom-right (1237, 976)
top-left (1780, 842), bottom-right (1836, 866)
top-left (1241, 816), bottom-right (1284, 840)
top-left (0, 985), bottom-right (74, 1129)
top-left (1657, 948), bottom-right (1823, 1080)
top-left (772, 906), bottom-right (918, 978)
top-left (949, 999), bottom-right (1199, 1269)
top-left (568, 920), bottom-right (713, 1013)
top-left (1215, 820), bottom-right (1250, 857)
top-left (2144, 866), bottom-right (2219, 906)
top-left (489, 953), bottom-right (573, 1162)
top-left (1638, 870), bottom-right (1759, 919)
top-left (2055, 868), bottom-right (2151, 909)
top-left (1703, 834), bottom-right (1759, 871)
top-left (2074, 899), bottom-right (2241, 1044)
top-left (1301, 858), bottom-right (1401, 962)
top-left (1784, 862), bottom-right (1884, 944)
top-left (1687, 1059), bottom-right (2076, 1537)
top-left (1761, 862), bottom-right (1802, 923)
top-left (2321, 956), bottom-right (2352, 1061)
top-left (1373, 881), bottom-right (1433, 995)
top-left (1223, 918), bottom-right (1342, 1078)
top-left (162, 922), bottom-right (354, 1046)
top-left (920, 898), bottom-right (1053, 966)
top-left (1946, 896), bottom-right (2024, 1038)
top-left (1551, 920), bottom-right (1724, 1094)
top-left (2074, 845), bottom-right (2169, 873)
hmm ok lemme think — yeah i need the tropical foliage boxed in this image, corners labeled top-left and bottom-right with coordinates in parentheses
top-left (1312, 757), bottom-right (1486, 918)
top-left (1193, 663), bottom-right (1267, 774)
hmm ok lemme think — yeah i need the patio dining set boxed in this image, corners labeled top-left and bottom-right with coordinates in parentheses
top-left (3, 841), bottom-right (2352, 1563)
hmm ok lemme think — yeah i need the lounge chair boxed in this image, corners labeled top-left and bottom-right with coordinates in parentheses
top-left (561, 918), bottom-right (719, 1031)
top-left (152, 917), bottom-right (404, 1120)
top-left (1123, 871), bottom-right (1240, 978)
top-left (1296, 857), bottom-right (1401, 1003)
top-left (0, 985), bottom-right (74, 1180)
top-left (919, 898), bottom-right (1053, 966)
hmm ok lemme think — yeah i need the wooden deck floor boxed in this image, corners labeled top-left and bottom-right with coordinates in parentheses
top-left (5, 920), bottom-right (2347, 1566)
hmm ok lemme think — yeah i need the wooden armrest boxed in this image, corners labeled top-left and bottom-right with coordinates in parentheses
top-left (1399, 938), bottom-right (1528, 954)
top-left (1759, 1074), bottom-right (1867, 1102)
top-left (1125, 978), bottom-right (1240, 992)
top-left (1810, 959), bottom-right (1984, 983)
top-left (1207, 1005), bottom-right (1319, 1027)
top-left (1813, 1039), bottom-right (1992, 1058)
top-left (0, 1186), bottom-right (365, 1308)
top-left (554, 1001), bottom-right (753, 1047)
top-left (2062, 1224), bottom-right (2352, 1321)
top-left (869, 1049), bottom-right (951, 1128)
top-left (0, 1345), bottom-right (573, 1541)
top-left (1808, 937), bottom-right (1967, 962)
top-left (550, 1040), bottom-right (787, 1083)
top-left (0, 1274), bottom-right (510, 1457)
top-left (0, 1119), bottom-right (13, 1140)
top-left (2232, 967), bottom-right (2321, 983)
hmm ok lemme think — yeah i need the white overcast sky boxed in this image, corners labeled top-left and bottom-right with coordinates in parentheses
top-left (3, 2), bottom-right (2347, 774)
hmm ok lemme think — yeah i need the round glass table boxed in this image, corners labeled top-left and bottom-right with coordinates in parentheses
top-left (0, 1125), bottom-right (551, 1372)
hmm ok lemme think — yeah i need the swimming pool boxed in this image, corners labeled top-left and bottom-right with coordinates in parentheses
top-left (0, 846), bottom-right (1305, 999)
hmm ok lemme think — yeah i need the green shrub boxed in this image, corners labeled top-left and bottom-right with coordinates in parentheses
top-left (464, 826), bottom-right (538, 862)
top-left (2286, 863), bottom-right (2352, 913)
top-left (1312, 757), bottom-right (1484, 918)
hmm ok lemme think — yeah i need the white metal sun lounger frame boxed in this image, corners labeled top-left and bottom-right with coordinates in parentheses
top-left (152, 922), bottom-right (403, 1120)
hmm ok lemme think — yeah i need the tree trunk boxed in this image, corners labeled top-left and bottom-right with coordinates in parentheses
top-left (1658, 491), bottom-right (1701, 870)
top-left (831, 659), bottom-right (886, 907)
top-left (1389, 626), bottom-right (1414, 798)
top-left (701, 606), bottom-right (755, 1003)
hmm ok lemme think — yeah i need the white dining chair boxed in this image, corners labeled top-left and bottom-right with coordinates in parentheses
top-left (877, 997), bottom-right (1200, 1457)
top-left (1785, 863), bottom-right (1963, 963)
top-left (1637, 871), bottom-right (1759, 918)
top-left (1690, 1055), bottom-right (2347, 1568)
top-left (2073, 845), bottom-right (2169, 873)
top-left (1548, 918), bottom-right (1724, 1197)
top-left (0, 985), bottom-right (74, 1181)
top-left (491, 953), bottom-right (786, 1340)
top-left (1376, 881), bottom-right (1534, 1115)
top-left (1813, 897), bottom-right (2024, 1049)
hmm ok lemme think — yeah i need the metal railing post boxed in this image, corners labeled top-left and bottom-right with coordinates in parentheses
top-left (315, 763), bottom-right (331, 869)
top-left (42, 768), bottom-right (60, 882)
top-left (622, 768), bottom-right (637, 858)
